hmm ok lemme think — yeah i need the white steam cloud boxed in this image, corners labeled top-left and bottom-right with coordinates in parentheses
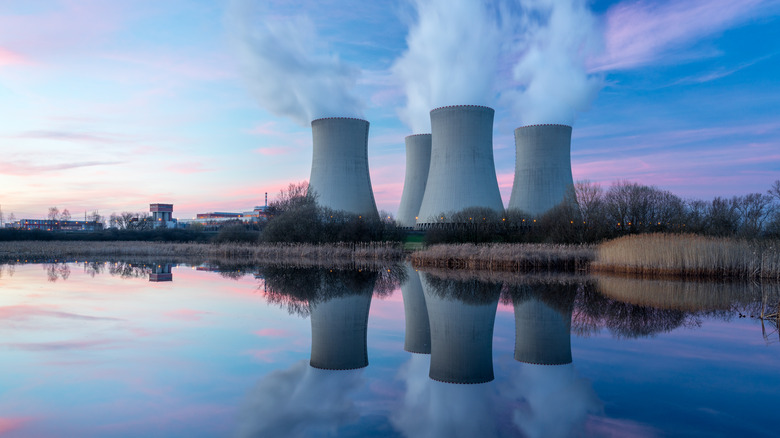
top-left (227, 0), bottom-right (364, 126)
top-left (392, 0), bottom-right (502, 133)
top-left (393, 0), bottom-right (603, 132)
top-left (503, 0), bottom-right (603, 126)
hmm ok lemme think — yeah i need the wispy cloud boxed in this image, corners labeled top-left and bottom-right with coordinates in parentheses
top-left (3, 339), bottom-right (119, 351)
top-left (0, 305), bottom-right (122, 321)
top-left (0, 160), bottom-right (123, 175)
top-left (8, 130), bottom-right (132, 143)
top-left (0, 46), bottom-right (29, 66)
top-left (164, 309), bottom-right (213, 322)
top-left (591, 0), bottom-right (773, 72)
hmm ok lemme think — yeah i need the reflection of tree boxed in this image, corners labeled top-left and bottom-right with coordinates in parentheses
top-left (44, 263), bottom-right (71, 282)
top-left (107, 262), bottom-right (152, 279)
top-left (420, 272), bottom-right (502, 304)
top-left (259, 265), bottom-right (403, 316)
top-left (81, 261), bottom-right (105, 277)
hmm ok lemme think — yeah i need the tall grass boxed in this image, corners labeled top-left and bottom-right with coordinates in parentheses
top-left (0, 241), bottom-right (404, 266)
top-left (410, 242), bottom-right (594, 271)
top-left (593, 234), bottom-right (780, 280)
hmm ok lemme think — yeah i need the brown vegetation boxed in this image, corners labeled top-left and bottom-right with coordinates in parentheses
top-left (593, 233), bottom-right (780, 280)
top-left (410, 242), bottom-right (594, 271)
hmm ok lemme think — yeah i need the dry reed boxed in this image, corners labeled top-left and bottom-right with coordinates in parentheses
top-left (0, 241), bottom-right (404, 266)
top-left (410, 242), bottom-right (594, 272)
top-left (593, 234), bottom-right (780, 280)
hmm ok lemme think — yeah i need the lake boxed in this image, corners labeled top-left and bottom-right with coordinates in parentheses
top-left (0, 261), bottom-right (778, 437)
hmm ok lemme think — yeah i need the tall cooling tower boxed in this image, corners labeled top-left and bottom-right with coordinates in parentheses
top-left (396, 134), bottom-right (432, 228)
top-left (508, 124), bottom-right (574, 216)
top-left (416, 105), bottom-right (504, 226)
top-left (309, 117), bottom-right (378, 218)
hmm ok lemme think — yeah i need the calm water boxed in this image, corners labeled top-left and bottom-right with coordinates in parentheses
top-left (0, 261), bottom-right (778, 437)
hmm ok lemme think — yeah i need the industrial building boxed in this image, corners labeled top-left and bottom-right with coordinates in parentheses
top-left (6, 219), bottom-right (103, 232)
top-left (508, 124), bottom-right (575, 216)
top-left (308, 117), bottom-right (378, 219)
top-left (510, 285), bottom-right (576, 365)
top-left (416, 105), bottom-right (505, 227)
top-left (150, 203), bottom-right (177, 229)
top-left (396, 134), bottom-right (432, 228)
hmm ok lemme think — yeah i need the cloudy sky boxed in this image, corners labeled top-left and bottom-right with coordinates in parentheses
top-left (1, 0), bottom-right (778, 220)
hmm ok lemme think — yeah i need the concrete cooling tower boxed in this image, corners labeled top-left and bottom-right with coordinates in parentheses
top-left (416, 105), bottom-right (504, 226)
top-left (421, 274), bottom-right (501, 384)
top-left (400, 265), bottom-right (430, 354)
top-left (309, 117), bottom-right (378, 218)
top-left (396, 134), bottom-right (432, 228)
top-left (309, 292), bottom-right (373, 370)
top-left (512, 286), bottom-right (576, 365)
top-left (508, 124), bottom-right (575, 217)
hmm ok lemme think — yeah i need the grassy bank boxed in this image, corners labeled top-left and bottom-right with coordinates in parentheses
top-left (410, 242), bottom-right (594, 271)
top-left (0, 241), bottom-right (404, 266)
top-left (593, 234), bottom-right (780, 280)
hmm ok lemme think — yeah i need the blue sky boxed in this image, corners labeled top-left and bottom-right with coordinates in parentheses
top-left (0, 0), bottom-right (778, 220)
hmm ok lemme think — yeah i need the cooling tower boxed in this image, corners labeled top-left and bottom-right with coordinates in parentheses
top-left (400, 265), bottom-right (430, 354)
top-left (396, 134), bottom-right (432, 228)
top-left (309, 292), bottom-right (373, 370)
top-left (416, 105), bottom-right (504, 226)
top-left (421, 274), bottom-right (500, 384)
top-left (309, 117), bottom-right (378, 218)
top-left (508, 124), bottom-right (575, 216)
top-left (511, 285), bottom-right (576, 365)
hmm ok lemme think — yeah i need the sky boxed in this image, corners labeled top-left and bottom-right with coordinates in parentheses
top-left (1, 0), bottom-right (779, 220)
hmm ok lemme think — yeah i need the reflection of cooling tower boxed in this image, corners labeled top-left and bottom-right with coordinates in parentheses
top-left (421, 275), bottom-right (500, 383)
top-left (508, 124), bottom-right (574, 216)
top-left (416, 106), bottom-right (504, 225)
top-left (396, 134), bottom-right (432, 228)
top-left (400, 265), bottom-right (430, 354)
top-left (309, 292), bottom-right (373, 370)
top-left (513, 289), bottom-right (575, 365)
top-left (309, 117), bottom-right (378, 218)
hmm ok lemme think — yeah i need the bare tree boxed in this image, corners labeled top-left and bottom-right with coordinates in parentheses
top-left (47, 206), bottom-right (60, 221)
top-left (87, 210), bottom-right (103, 224)
top-left (732, 193), bottom-right (775, 237)
top-left (768, 180), bottom-right (780, 202)
top-left (61, 208), bottom-right (71, 221)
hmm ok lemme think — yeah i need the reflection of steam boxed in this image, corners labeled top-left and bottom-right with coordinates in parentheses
top-left (400, 265), bottom-right (430, 354)
top-left (502, 363), bottom-right (602, 438)
top-left (421, 273), bottom-right (501, 384)
top-left (392, 354), bottom-right (503, 438)
top-left (236, 360), bottom-right (364, 437)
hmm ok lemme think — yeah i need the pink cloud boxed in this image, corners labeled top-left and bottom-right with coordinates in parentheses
top-left (254, 328), bottom-right (290, 337)
top-left (0, 417), bottom-right (33, 434)
top-left (164, 309), bottom-right (212, 322)
top-left (164, 162), bottom-right (213, 174)
top-left (591, 0), bottom-right (770, 72)
top-left (254, 146), bottom-right (290, 156)
top-left (584, 415), bottom-right (658, 437)
top-left (0, 47), bottom-right (29, 66)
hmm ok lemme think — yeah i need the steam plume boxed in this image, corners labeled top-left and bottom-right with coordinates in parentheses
top-left (227, 0), bottom-right (363, 126)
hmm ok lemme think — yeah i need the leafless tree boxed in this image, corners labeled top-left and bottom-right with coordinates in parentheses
top-left (61, 208), bottom-right (71, 221)
top-left (47, 206), bottom-right (60, 221)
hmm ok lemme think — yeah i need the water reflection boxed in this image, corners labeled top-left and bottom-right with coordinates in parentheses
top-left (420, 272), bottom-right (501, 384)
top-left (400, 265), bottom-right (430, 354)
top-left (149, 263), bottom-right (173, 282)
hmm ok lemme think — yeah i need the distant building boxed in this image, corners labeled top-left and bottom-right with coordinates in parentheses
top-left (7, 219), bottom-right (104, 232)
top-left (150, 203), bottom-right (177, 229)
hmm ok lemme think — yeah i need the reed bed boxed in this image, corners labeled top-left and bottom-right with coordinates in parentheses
top-left (0, 241), bottom-right (404, 266)
top-left (410, 242), bottom-right (594, 272)
top-left (593, 234), bottom-right (780, 280)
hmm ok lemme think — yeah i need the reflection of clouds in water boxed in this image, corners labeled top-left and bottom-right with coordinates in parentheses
top-left (236, 360), bottom-right (364, 437)
top-left (500, 363), bottom-right (602, 438)
top-left (393, 355), bottom-right (601, 438)
top-left (392, 354), bottom-right (505, 438)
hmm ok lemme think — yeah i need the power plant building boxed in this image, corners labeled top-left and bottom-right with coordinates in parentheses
top-left (396, 134), bottom-right (432, 228)
top-left (508, 124), bottom-right (575, 216)
top-left (416, 105), bottom-right (504, 226)
top-left (309, 117), bottom-right (378, 219)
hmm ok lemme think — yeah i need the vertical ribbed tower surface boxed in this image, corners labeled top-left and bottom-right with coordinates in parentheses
top-left (309, 292), bottom-right (373, 370)
top-left (416, 105), bottom-right (505, 226)
top-left (396, 134), bottom-right (432, 228)
top-left (400, 264), bottom-right (430, 354)
top-left (512, 291), bottom-right (575, 366)
top-left (508, 124), bottom-right (575, 217)
top-left (309, 117), bottom-right (378, 218)
top-left (421, 274), bottom-right (501, 384)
